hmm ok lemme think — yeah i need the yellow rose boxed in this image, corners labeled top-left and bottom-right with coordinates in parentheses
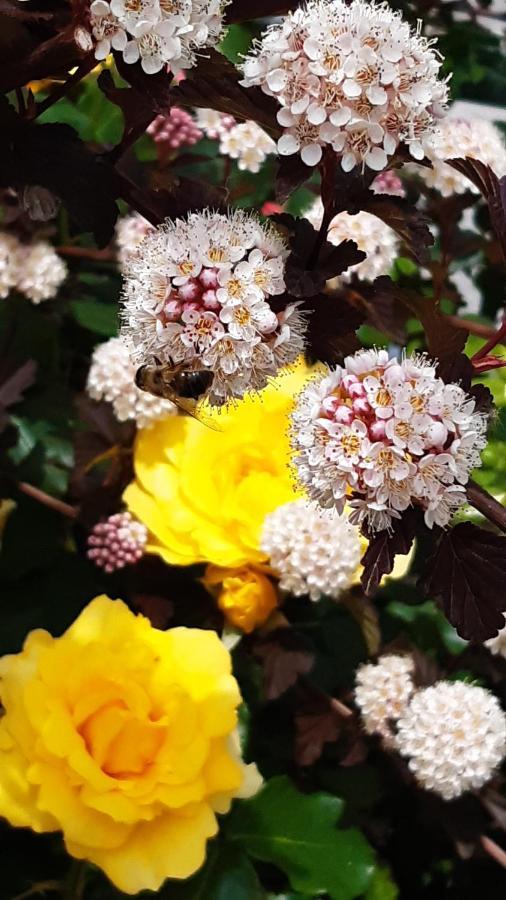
top-left (204, 564), bottom-right (278, 633)
top-left (0, 596), bottom-right (259, 894)
top-left (124, 362), bottom-right (312, 568)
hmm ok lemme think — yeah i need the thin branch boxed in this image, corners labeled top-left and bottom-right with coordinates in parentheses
top-left (472, 317), bottom-right (506, 361)
top-left (10, 881), bottom-right (61, 900)
top-left (445, 316), bottom-right (496, 339)
top-left (56, 245), bottom-right (116, 262)
top-left (467, 480), bottom-right (506, 534)
top-left (31, 55), bottom-right (96, 120)
top-left (330, 697), bottom-right (354, 719)
top-left (481, 836), bottom-right (506, 869)
top-left (18, 482), bottom-right (78, 519)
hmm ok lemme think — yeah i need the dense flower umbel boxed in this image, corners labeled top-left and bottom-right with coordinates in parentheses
top-left (124, 362), bottom-right (310, 567)
top-left (307, 199), bottom-right (399, 282)
top-left (354, 655), bottom-right (415, 741)
top-left (0, 596), bottom-right (260, 893)
top-left (395, 681), bottom-right (506, 800)
top-left (86, 0), bottom-right (228, 75)
top-left (115, 213), bottom-right (154, 270)
top-left (87, 337), bottom-right (176, 428)
top-left (121, 210), bottom-right (306, 405)
top-left (87, 512), bottom-right (148, 573)
top-left (147, 107), bottom-right (203, 153)
top-left (261, 498), bottom-right (362, 601)
top-left (291, 349), bottom-right (488, 533)
top-left (0, 232), bottom-right (67, 303)
top-left (241, 0), bottom-right (448, 171)
top-left (420, 116), bottom-right (506, 197)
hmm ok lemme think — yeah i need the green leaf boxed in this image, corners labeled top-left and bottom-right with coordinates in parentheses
top-left (226, 776), bottom-right (376, 900)
top-left (364, 867), bottom-right (399, 900)
top-left (386, 599), bottom-right (467, 657)
top-left (160, 841), bottom-right (264, 899)
top-left (70, 300), bottom-right (119, 337)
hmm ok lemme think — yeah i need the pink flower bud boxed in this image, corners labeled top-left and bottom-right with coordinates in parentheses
top-left (342, 374), bottom-right (359, 391)
top-left (199, 268), bottom-right (219, 289)
top-left (369, 420), bottom-right (387, 440)
top-left (164, 299), bottom-right (182, 320)
top-left (202, 290), bottom-right (220, 310)
top-left (353, 398), bottom-right (372, 417)
top-left (348, 381), bottom-right (366, 398)
top-left (178, 280), bottom-right (201, 302)
top-left (334, 405), bottom-right (354, 425)
top-left (426, 421), bottom-right (448, 447)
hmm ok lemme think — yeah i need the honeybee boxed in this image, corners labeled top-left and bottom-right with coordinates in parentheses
top-left (135, 358), bottom-right (221, 430)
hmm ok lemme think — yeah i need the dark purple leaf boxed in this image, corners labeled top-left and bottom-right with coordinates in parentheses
top-left (0, 96), bottom-right (118, 245)
top-left (0, 0), bottom-right (53, 20)
top-left (436, 352), bottom-right (473, 389)
top-left (421, 522), bottom-right (506, 641)
top-left (303, 292), bottom-right (364, 364)
top-left (171, 50), bottom-right (281, 139)
top-left (295, 700), bottom-right (340, 767)
top-left (0, 25), bottom-right (81, 93)
top-left (446, 158), bottom-right (506, 263)
top-left (0, 359), bottom-right (37, 410)
top-left (350, 276), bottom-right (409, 344)
top-left (380, 278), bottom-right (467, 361)
top-left (272, 214), bottom-right (365, 298)
top-left (275, 154), bottom-right (312, 204)
top-left (98, 68), bottom-right (163, 158)
top-left (363, 195), bottom-right (433, 264)
top-left (361, 508), bottom-right (417, 597)
top-left (254, 630), bottom-right (314, 701)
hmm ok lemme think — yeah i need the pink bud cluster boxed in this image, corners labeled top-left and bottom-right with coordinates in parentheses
top-left (147, 107), bottom-right (203, 152)
top-left (291, 349), bottom-right (488, 533)
top-left (87, 512), bottom-right (148, 574)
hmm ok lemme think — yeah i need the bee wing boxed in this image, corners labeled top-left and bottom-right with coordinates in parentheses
top-left (172, 396), bottom-right (223, 432)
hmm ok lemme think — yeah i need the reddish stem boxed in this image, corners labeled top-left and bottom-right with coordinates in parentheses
top-left (467, 481), bottom-right (506, 534)
top-left (481, 836), bottom-right (506, 869)
top-left (471, 318), bottom-right (506, 362)
top-left (445, 316), bottom-right (496, 339)
top-left (18, 482), bottom-right (78, 519)
top-left (57, 246), bottom-right (115, 261)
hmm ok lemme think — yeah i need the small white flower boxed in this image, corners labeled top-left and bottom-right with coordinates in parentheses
top-left (395, 681), bottom-right (506, 800)
top-left (90, 0), bottom-right (127, 59)
top-left (121, 210), bottom-right (306, 405)
top-left (261, 498), bottom-right (362, 602)
top-left (355, 655), bottom-right (415, 742)
top-left (115, 213), bottom-right (154, 269)
top-left (86, 336), bottom-right (176, 428)
top-left (242, 0), bottom-right (448, 172)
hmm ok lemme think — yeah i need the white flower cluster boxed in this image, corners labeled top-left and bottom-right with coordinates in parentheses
top-left (485, 622), bottom-right (506, 660)
top-left (86, 0), bottom-right (228, 75)
top-left (241, 0), bottom-right (448, 171)
top-left (196, 108), bottom-right (276, 174)
top-left (355, 654), bottom-right (415, 741)
top-left (421, 117), bottom-right (506, 197)
top-left (87, 337), bottom-right (176, 428)
top-left (115, 213), bottom-right (154, 270)
top-left (261, 498), bottom-right (362, 601)
top-left (121, 210), bottom-right (306, 405)
top-left (355, 657), bottom-right (506, 799)
top-left (291, 348), bottom-right (488, 533)
top-left (307, 199), bottom-right (399, 282)
top-left (0, 232), bottom-right (67, 303)
top-left (395, 681), bottom-right (506, 800)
